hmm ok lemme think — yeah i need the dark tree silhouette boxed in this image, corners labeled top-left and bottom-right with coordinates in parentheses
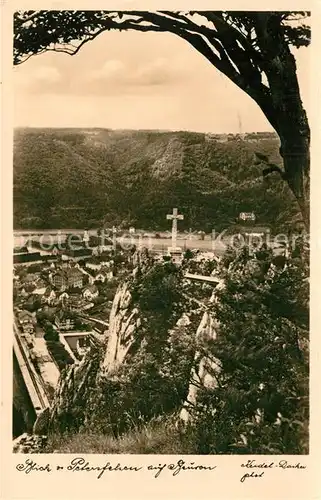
top-left (13, 10), bottom-right (310, 226)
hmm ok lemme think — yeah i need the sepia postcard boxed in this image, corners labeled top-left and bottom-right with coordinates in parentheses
top-left (1, 1), bottom-right (321, 499)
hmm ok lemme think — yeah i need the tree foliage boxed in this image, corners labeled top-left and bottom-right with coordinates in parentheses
top-left (46, 340), bottom-right (75, 371)
top-left (43, 322), bottom-right (59, 342)
top-left (14, 11), bottom-right (310, 71)
top-left (188, 244), bottom-right (309, 454)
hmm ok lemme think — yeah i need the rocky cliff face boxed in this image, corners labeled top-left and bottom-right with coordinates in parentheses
top-left (179, 281), bottom-right (224, 424)
top-left (48, 268), bottom-right (146, 432)
top-left (179, 310), bottom-right (221, 424)
top-left (49, 346), bottom-right (102, 433)
top-left (47, 260), bottom-right (223, 434)
top-left (101, 282), bottom-right (141, 375)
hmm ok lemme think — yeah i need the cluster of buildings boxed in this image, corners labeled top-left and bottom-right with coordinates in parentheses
top-left (14, 255), bottom-right (117, 367)
top-left (13, 230), bottom-right (142, 356)
top-left (14, 257), bottom-right (115, 312)
top-left (13, 229), bottom-right (110, 265)
top-left (13, 246), bottom-right (42, 264)
top-left (13, 228), bottom-right (139, 365)
top-left (16, 309), bottom-right (36, 336)
top-left (13, 237), bottom-right (120, 351)
top-left (205, 131), bottom-right (278, 143)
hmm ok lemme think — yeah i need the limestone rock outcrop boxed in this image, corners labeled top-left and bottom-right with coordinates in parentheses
top-left (47, 262), bottom-right (223, 432)
top-left (49, 347), bottom-right (101, 432)
top-left (48, 277), bottom-right (143, 431)
top-left (101, 282), bottom-right (141, 374)
top-left (179, 282), bottom-right (224, 424)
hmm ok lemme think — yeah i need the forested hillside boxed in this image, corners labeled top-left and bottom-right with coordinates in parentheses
top-left (13, 128), bottom-right (300, 231)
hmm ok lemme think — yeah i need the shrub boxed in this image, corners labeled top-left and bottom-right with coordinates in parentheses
top-left (187, 244), bottom-right (309, 454)
top-left (133, 262), bottom-right (182, 320)
top-left (26, 264), bottom-right (42, 274)
top-left (43, 323), bottom-right (59, 342)
top-left (184, 249), bottom-right (193, 260)
top-left (93, 296), bottom-right (105, 305)
top-left (46, 340), bottom-right (74, 371)
top-left (24, 298), bottom-right (41, 312)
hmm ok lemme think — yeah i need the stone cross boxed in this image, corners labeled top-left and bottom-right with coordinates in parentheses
top-left (167, 208), bottom-right (184, 250)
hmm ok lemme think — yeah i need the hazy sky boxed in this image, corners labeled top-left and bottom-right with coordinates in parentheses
top-left (14, 28), bottom-right (310, 133)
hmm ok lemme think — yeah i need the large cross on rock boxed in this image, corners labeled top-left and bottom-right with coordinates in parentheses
top-left (166, 207), bottom-right (184, 251)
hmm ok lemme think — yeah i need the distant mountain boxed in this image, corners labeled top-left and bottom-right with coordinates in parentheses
top-left (13, 128), bottom-right (300, 232)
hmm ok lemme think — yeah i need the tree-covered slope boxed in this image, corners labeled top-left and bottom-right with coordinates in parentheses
top-left (13, 128), bottom-right (300, 231)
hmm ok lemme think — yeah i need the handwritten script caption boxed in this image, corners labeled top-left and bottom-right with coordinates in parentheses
top-left (240, 459), bottom-right (307, 483)
top-left (16, 457), bottom-right (217, 479)
top-left (15, 457), bottom-right (307, 482)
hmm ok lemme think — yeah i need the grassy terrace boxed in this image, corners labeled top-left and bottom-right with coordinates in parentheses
top-left (45, 416), bottom-right (194, 454)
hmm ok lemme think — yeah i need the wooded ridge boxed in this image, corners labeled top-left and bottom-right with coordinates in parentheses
top-left (14, 127), bottom-right (299, 231)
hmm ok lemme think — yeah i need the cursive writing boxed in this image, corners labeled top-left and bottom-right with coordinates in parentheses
top-left (278, 460), bottom-right (306, 470)
top-left (240, 458), bottom-right (307, 482)
top-left (241, 459), bottom-right (274, 469)
top-left (67, 457), bottom-right (142, 479)
top-left (15, 457), bottom-right (216, 480)
top-left (16, 459), bottom-right (52, 474)
top-left (240, 471), bottom-right (264, 483)
top-left (148, 459), bottom-right (216, 478)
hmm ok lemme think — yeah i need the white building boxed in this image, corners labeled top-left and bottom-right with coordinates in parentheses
top-left (83, 285), bottom-right (99, 301)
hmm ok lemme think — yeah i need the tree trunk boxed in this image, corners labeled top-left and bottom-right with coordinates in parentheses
top-left (253, 14), bottom-right (310, 229)
top-left (266, 52), bottom-right (310, 228)
top-left (280, 136), bottom-right (310, 229)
